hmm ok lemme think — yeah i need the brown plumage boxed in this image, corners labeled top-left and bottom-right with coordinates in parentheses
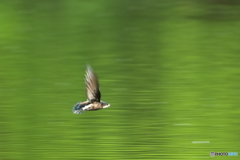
top-left (72, 65), bottom-right (110, 114)
top-left (85, 65), bottom-right (101, 102)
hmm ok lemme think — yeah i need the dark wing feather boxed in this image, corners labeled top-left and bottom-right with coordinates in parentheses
top-left (85, 65), bottom-right (101, 102)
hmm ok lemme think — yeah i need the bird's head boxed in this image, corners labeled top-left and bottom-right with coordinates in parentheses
top-left (101, 101), bottom-right (110, 109)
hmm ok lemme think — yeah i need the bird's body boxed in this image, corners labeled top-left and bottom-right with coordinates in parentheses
top-left (72, 65), bottom-right (110, 114)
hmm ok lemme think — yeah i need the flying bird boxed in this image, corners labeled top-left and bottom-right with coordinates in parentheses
top-left (72, 65), bottom-right (110, 114)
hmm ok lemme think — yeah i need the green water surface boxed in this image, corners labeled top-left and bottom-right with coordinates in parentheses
top-left (0, 1), bottom-right (240, 159)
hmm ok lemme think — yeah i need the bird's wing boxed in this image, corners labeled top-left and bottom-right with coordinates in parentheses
top-left (85, 65), bottom-right (101, 102)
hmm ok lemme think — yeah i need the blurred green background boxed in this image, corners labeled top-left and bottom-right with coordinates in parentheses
top-left (0, 0), bottom-right (240, 159)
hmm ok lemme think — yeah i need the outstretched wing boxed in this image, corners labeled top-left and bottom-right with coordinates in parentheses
top-left (85, 65), bottom-right (101, 102)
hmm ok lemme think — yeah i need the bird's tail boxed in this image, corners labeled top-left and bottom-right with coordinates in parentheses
top-left (73, 108), bottom-right (83, 114)
top-left (72, 102), bottom-right (84, 114)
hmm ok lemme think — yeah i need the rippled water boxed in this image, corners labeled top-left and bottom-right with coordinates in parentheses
top-left (0, 1), bottom-right (240, 159)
